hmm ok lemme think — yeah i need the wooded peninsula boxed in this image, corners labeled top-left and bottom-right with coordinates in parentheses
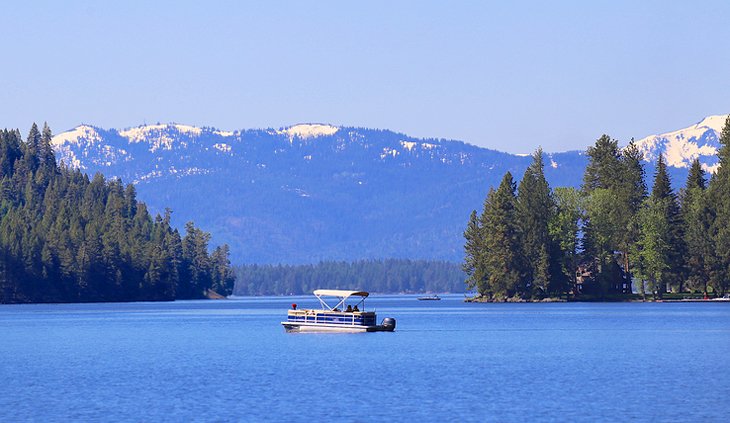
top-left (0, 124), bottom-right (235, 304)
top-left (463, 116), bottom-right (730, 301)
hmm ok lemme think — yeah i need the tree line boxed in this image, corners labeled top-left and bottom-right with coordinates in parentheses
top-left (0, 123), bottom-right (235, 303)
top-left (233, 259), bottom-right (464, 295)
top-left (463, 116), bottom-right (730, 300)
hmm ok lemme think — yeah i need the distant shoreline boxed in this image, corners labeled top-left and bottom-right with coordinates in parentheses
top-left (464, 295), bottom-right (730, 303)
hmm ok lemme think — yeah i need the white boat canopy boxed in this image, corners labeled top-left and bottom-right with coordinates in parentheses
top-left (313, 289), bottom-right (369, 311)
top-left (313, 289), bottom-right (369, 298)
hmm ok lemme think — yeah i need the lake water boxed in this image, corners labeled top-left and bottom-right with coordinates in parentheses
top-left (1, 295), bottom-right (729, 422)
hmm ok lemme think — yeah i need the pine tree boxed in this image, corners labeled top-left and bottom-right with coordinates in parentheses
top-left (463, 209), bottom-right (487, 294)
top-left (686, 159), bottom-right (706, 191)
top-left (24, 123), bottom-right (41, 173)
top-left (210, 244), bottom-right (235, 296)
top-left (682, 159), bottom-right (712, 295)
top-left (182, 221), bottom-right (213, 298)
top-left (583, 134), bottom-right (622, 192)
top-left (582, 135), bottom-right (625, 295)
top-left (617, 140), bottom-right (647, 292)
top-left (517, 148), bottom-right (555, 297)
top-left (482, 172), bottom-right (524, 299)
top-left (651, 154), bottom-right (686, 292)
top-left (707, 115), bottom-right (730, 295)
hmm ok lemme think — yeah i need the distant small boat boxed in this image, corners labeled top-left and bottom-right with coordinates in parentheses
top-left (418, 294), bottom-right (441, 301)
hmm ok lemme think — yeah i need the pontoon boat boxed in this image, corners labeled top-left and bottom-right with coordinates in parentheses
top-left (281, 289), bottom-right (396, 332)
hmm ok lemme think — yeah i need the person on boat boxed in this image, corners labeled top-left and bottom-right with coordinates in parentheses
top-left (353, 305), bottom-right (359, 312)
top-left (346, 305), bottom-right (353, 312)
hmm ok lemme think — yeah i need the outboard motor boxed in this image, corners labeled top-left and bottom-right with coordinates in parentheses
top-left (381, 317), bottom-right (396, 332)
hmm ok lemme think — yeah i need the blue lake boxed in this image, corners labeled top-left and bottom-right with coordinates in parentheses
top-left (1, 295), bottom-right (729, 422)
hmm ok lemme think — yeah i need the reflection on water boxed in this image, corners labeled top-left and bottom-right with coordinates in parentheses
top-left (1, 295), bottom-right (729, 422)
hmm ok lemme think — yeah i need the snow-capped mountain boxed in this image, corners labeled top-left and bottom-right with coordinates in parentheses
top-left (635, 114), bottom-right (727, 174)
top-left (50, 116), bottom-right (727, 264)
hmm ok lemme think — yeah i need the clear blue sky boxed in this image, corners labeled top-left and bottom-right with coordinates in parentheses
top-left (2, 0), bottom-right (729, 153)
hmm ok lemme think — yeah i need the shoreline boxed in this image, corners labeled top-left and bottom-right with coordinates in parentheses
top-left (464, 295), bottom-right (730, 303)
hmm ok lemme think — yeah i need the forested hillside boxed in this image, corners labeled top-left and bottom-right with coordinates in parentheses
top-left (234, 259), bottom-right (464, 295)
top-left (0, 124), bottom-right (234, 303)
top-left (464, 116), bottom-right (730, 300)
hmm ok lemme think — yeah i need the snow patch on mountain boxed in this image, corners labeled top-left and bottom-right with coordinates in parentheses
top-left (51, 125), bottom-right (102, 146)
top-left (119, 123), bottom-right (202, 142)
top-left (380, 147), bottom-right (399, 159)
top-left (278, 124), bottom-right (339, 139)
top-left (117, 124), bottom-right (206, 152)
top-left (400, 140), bottom-right (439, 152)
top-left (400, 141), bottom-right (417, 151)
top-left (213, 143), bottom-right (232, 153)
top-left (214, 129), bottom-right (235, 137)
top-left (635, 114), bottom-right (728, 170)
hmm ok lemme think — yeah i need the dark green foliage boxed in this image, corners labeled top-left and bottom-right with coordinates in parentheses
top-left (617, 140), bottom-right (647, 282)
top-left (0, 124), bottom-right (233, 304)
top-left (580, 136), bottom-right (647, 296)
top-left (233, 259), bottom-right (465, 295)
top-left (686, 159), bottom-right (706, 191)
top-left (517, 149), bottom-right (559, 297)
top-left (707, 115), bottom-right (730, 295)
top-left (581, 135), bottom-right (625, 295)
top-left (583, 135), bottom-right (622, 192)
top-left (480, 172), bottom-right (525, 299)
top-left (681, 159), bottom-right (712, 295)
top-left (632, 155), bottom-right (685, 298)
top-left (581, 135), bottom-right (624, 294)
top-left (632, 196), bottom-right (672, 299)
top-left (548, 187), bottom-right (583, 295)
top-left (463, 209), bottom-right (487, 293)
top-left (650, 155), bottom-right (686, 292)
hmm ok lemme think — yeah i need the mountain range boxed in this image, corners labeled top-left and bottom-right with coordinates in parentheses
top-left (51, 115), bottom-right (728, 264)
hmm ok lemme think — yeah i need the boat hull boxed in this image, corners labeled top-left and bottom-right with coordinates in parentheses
top-left (281, 322), bottom-right (394, 333)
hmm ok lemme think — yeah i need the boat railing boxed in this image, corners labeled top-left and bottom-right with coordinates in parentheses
top-left (288, 310), bottom-right (376, 326)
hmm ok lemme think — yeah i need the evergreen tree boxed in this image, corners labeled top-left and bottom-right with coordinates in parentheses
top-left (482, 172), bottom-right (524, 299)
top-left (707, 115), bottom-right (730, 295)
top-left (517, 148), bottom-right (556, 297)
top-left (686, 159), bottom-right (706, 191)
top-left (182, 221), bottom-right (213, 298)
top-left (582, 135), bottom-right (626, 295)
top-left (584, 188), bottom-right (623, 296)
top-left (651, 155), bottom-right (686, 292)
top-left (211, 244), bottom-right (235, 296)
top-left (681, 159), bottom-right (712, 295)
top-left (583, 135), bottom-right (622, 192)
top-left (617, 140), bottom-right (647, 292)
top-left (463, 209), bottom-right (487, 294)
top-left (24, 123), bottom-right (41, 173)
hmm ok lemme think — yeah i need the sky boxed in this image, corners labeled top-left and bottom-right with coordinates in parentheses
top-left (2, 0), bottom-right (729, 153)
